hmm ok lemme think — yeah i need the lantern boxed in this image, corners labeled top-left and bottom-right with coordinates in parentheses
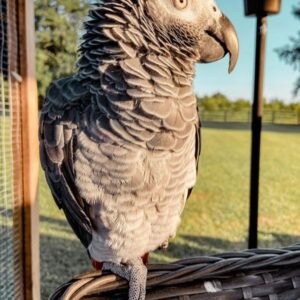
top-left (244, 0), bottom-right (282, 16)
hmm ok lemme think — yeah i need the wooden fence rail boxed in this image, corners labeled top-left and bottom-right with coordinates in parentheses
top-left (199, 109), bottom-right (300, 125)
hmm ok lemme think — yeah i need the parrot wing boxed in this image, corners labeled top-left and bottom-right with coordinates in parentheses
top-left (39, 76), bottom-right (93, 248)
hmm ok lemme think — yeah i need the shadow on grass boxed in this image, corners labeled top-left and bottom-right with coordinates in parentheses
top-left (154, 235), bottom-right (248, 262)
top-left (166, 233), bottom-right (300, 260)
top-left (0, 205), bottom-right (70, 232)
top-left (258, 231), bottom-right (300, 249)
top-left (40, 233), bottom-right (90, 300)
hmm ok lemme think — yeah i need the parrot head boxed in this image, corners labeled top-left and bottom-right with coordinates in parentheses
top-left (146, 0), bottom-right (239, 72)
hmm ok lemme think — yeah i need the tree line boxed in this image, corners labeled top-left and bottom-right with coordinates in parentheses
top-left (197, 93), bottom-right (300, 112)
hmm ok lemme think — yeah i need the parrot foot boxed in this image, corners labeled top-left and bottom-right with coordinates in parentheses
top-left (103, 258), bottom-right (147, 300)
top-left (159, 240), bottom-right (169, 250)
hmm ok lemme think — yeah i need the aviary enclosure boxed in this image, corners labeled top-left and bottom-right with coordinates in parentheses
top-left (0, 0), bottom-right (39, 299)
top-left (0, 0), bottom-right (299, 299)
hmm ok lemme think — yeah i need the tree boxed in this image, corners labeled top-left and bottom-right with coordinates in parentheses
top-left (264, 98), bottom-right (286, 111)
top-left (35, 0), bottom-right (89, 106)
top-left (290, 102), bottom-right (300, 111)
top-left (276, 3), bottom-right (300, 96)
top-left (232, 99), bottom-right (251, 111)
top-left (198, 93), bottom-right (232, 111)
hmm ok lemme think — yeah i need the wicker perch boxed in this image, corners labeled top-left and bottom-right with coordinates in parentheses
top-left (50, 245), bottom-right (300, 300)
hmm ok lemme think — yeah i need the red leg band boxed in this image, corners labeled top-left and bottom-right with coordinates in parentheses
top-left (91, 258), bottom-right (104, 271)
top-left (90, 253), bottom-right (150, 271)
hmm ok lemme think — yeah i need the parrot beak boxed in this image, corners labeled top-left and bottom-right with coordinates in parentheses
top-left (220, 15), bottom-right (239, 73)
top-left (199, 14), bottom-right (239, 73)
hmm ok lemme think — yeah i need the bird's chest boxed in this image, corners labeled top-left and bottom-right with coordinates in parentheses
top-left (74, 127), bottom-right (197, 260)
top-left (74, 124), bottom-right (196, 204)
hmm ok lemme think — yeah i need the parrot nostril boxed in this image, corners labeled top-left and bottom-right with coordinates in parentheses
top-left (212, 6), bottom-right (217, 12)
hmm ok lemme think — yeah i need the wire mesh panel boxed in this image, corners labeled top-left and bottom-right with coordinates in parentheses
top-left (0, 0), bottom-right (24, 299)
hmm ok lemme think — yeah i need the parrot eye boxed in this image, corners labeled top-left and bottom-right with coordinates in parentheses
top-left (172, 0), bottom-right (188, 10)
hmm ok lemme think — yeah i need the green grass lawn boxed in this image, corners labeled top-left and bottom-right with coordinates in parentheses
top-left (39, 127), bottom-right (300, 299)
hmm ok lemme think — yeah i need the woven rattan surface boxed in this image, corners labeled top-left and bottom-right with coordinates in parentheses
top-left (50, 245), bottom-right (300, 300)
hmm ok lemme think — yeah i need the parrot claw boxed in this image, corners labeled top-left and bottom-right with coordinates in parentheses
top-left (159, 240), bottom-right (169, 250)
top-left (103, 258), bottom-right (147, 300)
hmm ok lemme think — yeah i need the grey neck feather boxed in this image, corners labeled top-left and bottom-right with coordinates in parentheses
top-left (77, 0), bottom-right (196, 87)
top-left (73, 0), bottom-right (199, 150)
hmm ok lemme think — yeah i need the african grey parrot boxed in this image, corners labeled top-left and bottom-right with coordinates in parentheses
top-left (40, 0), bottom-right (239, 299)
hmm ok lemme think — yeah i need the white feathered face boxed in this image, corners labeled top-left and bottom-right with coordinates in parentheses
top-left (146, 0), bottom-right (239, 72)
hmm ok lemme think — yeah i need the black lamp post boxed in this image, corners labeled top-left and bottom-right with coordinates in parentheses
top-left (244, 0), bottom-right (281, 249)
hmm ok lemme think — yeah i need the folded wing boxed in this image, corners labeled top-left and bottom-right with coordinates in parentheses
top-left (39, 76), bottom-right (93, 248)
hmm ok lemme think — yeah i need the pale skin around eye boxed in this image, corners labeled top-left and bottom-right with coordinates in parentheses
top-left (147, 0), bottom-right (222, 26)
top-left (173, 0), bottom-right (189, 10)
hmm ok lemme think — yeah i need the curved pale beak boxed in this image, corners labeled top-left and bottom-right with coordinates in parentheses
top-left (220, 15), bottom-right (239, 73)
top-left (199, 15), bottom-right (239, 73)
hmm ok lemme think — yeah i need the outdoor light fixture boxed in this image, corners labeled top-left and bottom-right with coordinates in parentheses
top-left (244, 0), bottom-right (281, 249)
top-left (245, 0), bottom-right (282, 16)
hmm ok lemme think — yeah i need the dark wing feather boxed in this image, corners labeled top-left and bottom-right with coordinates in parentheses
top-left (195, 108), bottom-right (202, 173)
top-left (187, 111), bottom-right (201, 199)
top-left (39, 76), bottom-right (92, 248)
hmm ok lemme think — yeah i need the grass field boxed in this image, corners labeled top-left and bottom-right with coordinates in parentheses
top-left (38, 127), bottom-right (300, 298)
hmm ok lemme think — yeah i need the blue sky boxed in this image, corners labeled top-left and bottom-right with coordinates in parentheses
top-left (194, 0), bottom-right (299, 103)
